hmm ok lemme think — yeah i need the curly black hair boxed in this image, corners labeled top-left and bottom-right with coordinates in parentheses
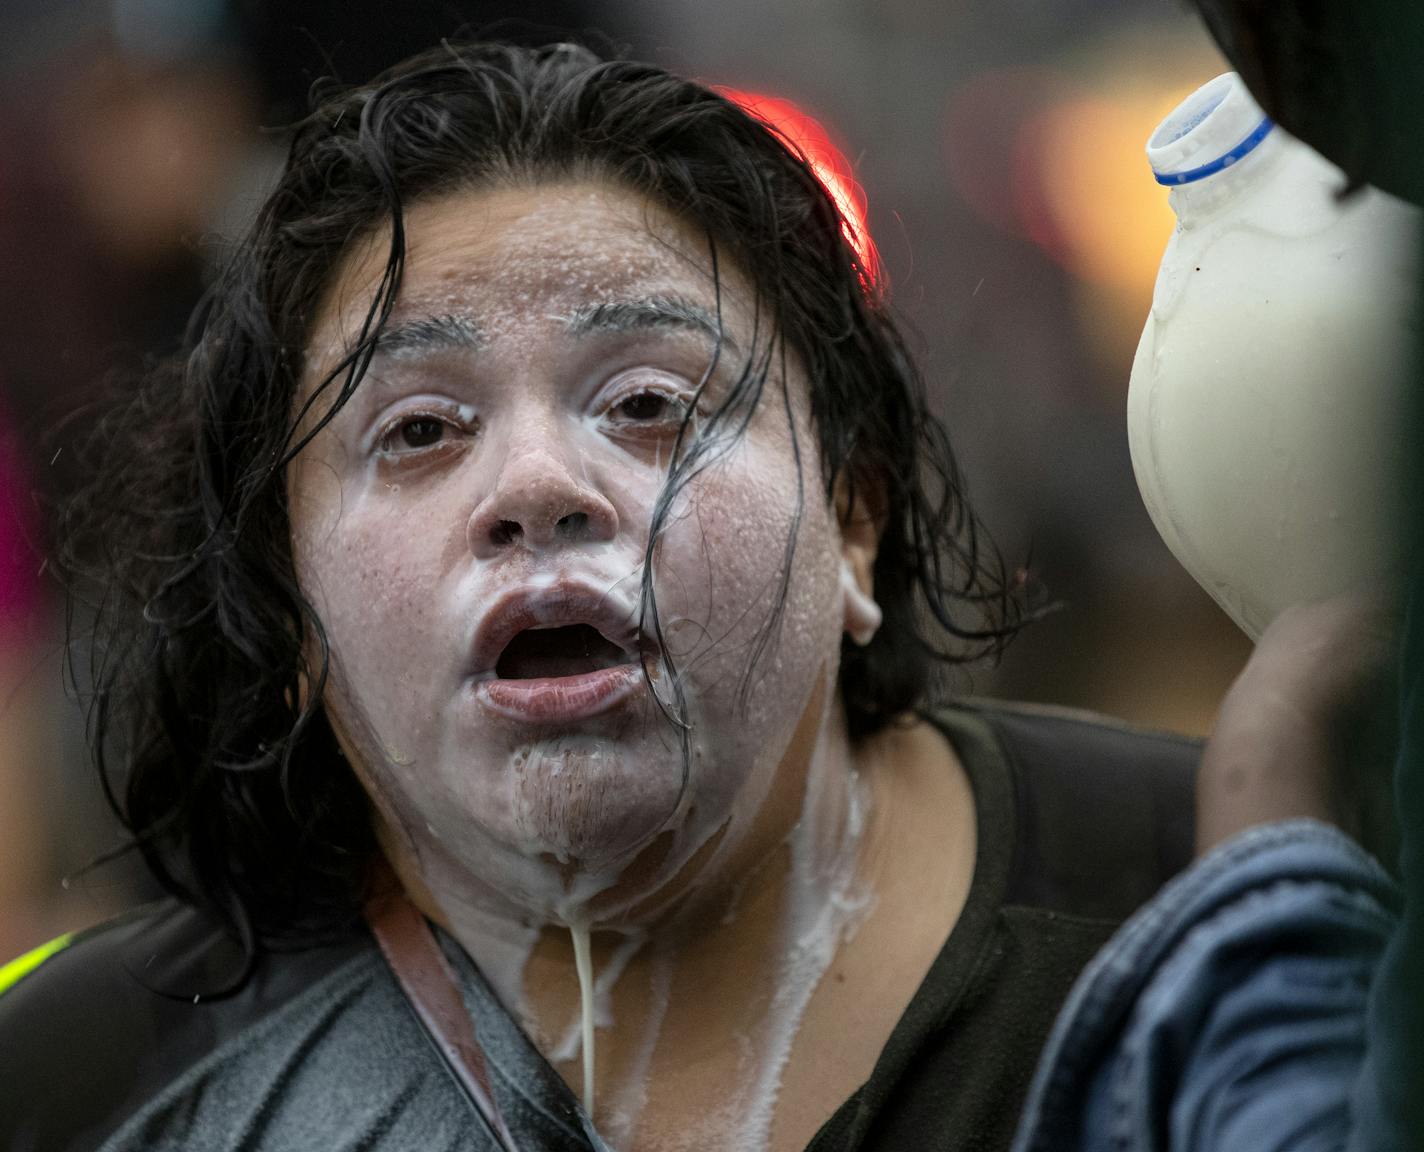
top-left (59, 41), bottom-right (1032, 950)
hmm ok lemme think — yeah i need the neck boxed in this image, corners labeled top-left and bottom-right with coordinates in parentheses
top-left (384, 686), bottom-right (876, 1147)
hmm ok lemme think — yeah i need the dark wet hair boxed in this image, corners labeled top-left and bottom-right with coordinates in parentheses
top-left (60, 41), bottom-right (1032, 944)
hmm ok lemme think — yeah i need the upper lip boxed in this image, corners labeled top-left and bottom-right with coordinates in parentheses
top-left (468, 579), bottom-right (644, 677)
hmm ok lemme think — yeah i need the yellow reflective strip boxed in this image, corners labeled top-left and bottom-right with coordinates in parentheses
top-left (0, 933), bottom-right (74, 997)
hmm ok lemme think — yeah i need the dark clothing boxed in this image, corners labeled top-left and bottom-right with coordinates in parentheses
top-left (0, 702), bottom-right (1199, 1151)
top-left (806, 703), bottom-right (1198, 1152)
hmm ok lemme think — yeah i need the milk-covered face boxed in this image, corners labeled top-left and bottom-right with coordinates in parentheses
top-left (291, 183), bottom-right (875, 928)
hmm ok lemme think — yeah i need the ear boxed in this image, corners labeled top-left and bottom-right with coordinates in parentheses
top-left (834, 473), bottom-right (884, 647)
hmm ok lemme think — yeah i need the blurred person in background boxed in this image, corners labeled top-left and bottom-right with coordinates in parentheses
top-left (0, 411), bottom-right (46, 962)
top-left (0, 0), bottom-right (258, 957)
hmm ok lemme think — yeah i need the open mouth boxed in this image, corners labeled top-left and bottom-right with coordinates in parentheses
top-left (468, 584), bottom-right (651, 724)
top-left (477, 622), bottom-right (645, 723)
top-left (494, 623), bottom-right (639, 681)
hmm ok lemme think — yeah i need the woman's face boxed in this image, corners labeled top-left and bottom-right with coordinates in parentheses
top-left (291, 182), bottom-right (867, 927)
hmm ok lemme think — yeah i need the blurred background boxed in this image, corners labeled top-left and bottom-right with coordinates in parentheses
top-left (0, 0), bottom-right (1246, 960)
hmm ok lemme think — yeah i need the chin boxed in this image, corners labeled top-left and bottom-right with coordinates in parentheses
top-left (505, 736), bottom-right (690, 875)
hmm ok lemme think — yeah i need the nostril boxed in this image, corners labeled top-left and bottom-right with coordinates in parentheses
top-left (556, 512), bottom-right (588, 539)
top-left (470, 495), bottom-right (615, 556)
top-left (491, 520), bottom-right (522, 547)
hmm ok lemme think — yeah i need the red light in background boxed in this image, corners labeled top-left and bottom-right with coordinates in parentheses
top-left (720, 88), bottom-right (881, 289)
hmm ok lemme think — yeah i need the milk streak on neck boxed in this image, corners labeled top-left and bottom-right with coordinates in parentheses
top-left (571, 696), bottom-right (869, 1149)
top-left (570, 922), bottom-right (597, 1114)
top-left (417, 688), bottom-right (871, 1150)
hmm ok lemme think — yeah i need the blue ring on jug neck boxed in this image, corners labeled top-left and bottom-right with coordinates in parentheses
top-left (1153, 116), bottom-right (1275, 186)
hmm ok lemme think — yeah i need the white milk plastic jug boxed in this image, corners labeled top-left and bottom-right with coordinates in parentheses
top-left (1127, 72), bottom-right (1418, 640)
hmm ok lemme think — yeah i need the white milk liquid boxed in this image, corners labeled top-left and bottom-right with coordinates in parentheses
top-left (549, 764), bottom-right (872, 1149)
top-left (570, 922), bottom-right (597, 1114)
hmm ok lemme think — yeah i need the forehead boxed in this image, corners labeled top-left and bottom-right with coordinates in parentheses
top-left (306, 181), bottom-right (744, 363)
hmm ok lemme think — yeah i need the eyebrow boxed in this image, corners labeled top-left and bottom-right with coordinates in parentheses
top-left (366, 294), bottom-right (733, 364)
top-left (372, 313), bottom-right (484, 359)
top-left (561, 295), bottom-right (736, 354)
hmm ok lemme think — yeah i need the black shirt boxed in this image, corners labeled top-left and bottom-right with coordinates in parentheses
top-left (0, 701), bottom-right (1199, 1151)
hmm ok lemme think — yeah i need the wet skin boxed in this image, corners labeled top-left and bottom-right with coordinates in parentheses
top-left (291, 182), bottom-right (975, 1151)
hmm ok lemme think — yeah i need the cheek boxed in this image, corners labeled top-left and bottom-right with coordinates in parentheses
top-left (657, 435), bottom-right (843, 697)
top-left (299, 511), bottom-right (410, 636)
top-left (290, 474), bottom-right (456, 715)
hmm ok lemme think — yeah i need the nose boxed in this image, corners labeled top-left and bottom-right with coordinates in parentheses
top-left (466, 437), bottom-right (619, 558)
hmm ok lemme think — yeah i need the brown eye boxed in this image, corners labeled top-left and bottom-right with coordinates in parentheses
top-left (376, 408), bottom-right (474, 457)
top-left (617, 392), bottom-right (671, 421)
top-left (398, 417), bottom-right (445, 449)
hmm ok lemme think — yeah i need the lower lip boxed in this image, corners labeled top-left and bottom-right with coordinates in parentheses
top-left (474, 664), bottom-right (645, 723)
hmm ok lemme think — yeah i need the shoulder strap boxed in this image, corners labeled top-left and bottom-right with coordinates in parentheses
top-left (364, 873), bottom-right (525, 1152)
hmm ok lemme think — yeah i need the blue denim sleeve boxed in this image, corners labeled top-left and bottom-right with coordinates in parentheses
top-left (1012, 820), bottom-right (1401, 1152)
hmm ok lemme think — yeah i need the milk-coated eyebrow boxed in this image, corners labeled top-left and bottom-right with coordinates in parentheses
top-left (368, 295), bottom-right (731, 364)
top-left (373, 313), bottom-right (484, 359)
top-left (562, 295), bottom-right (735, 353)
